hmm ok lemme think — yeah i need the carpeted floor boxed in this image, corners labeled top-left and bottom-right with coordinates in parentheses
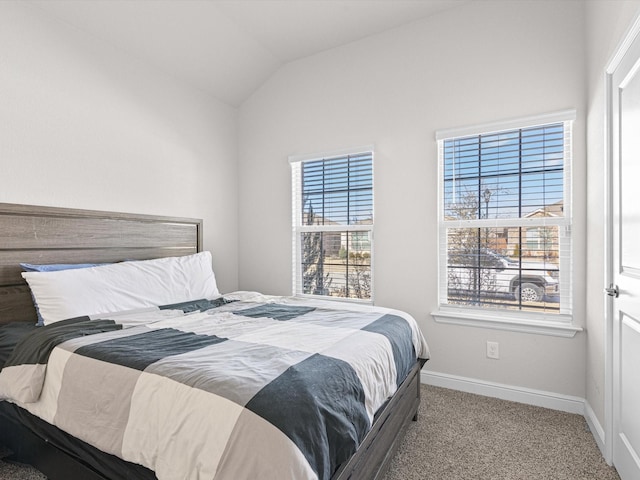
top-left (0, 385), bottom-right (620, 480)
top-left (0, 446), bottom-right (44, 480)
top-left (384, 385), bottom-right (620, 480)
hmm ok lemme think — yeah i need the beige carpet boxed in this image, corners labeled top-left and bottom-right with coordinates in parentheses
top-left (384, 385), bottom-right (620, 480)
top-left (0, 385), bottom-right (620, 480)
top-left (0, 447), bottom-right (44, 480)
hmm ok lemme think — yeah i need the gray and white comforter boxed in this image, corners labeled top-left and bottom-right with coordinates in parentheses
top-left (0, 291), bottom-right (429, 480)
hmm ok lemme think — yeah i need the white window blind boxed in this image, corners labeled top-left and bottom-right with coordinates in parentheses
top-left (437, 111), bottom-right (574, 320)
top-left (290, 148), bottom-right (374, 301)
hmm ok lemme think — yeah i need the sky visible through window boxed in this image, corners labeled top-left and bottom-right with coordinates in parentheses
top-left (443, 123), bottom-right (564, 220)
top-left (302, 153), bottom-right (373, 225)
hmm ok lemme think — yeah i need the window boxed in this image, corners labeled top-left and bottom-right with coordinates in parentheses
top-left (436, 111), bottom-right (575, 329)
top-left (290, 147), bottom-right (374, 301)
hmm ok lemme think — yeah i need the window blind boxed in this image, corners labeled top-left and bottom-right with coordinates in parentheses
top-left (443, 124), bottom-right (566, 221)
top-left (291, 148), bottom-right (374, 301)
top-left (301, 153), bottom-right (373, 226)
top-left (437, 112), bottom-right (573, 318)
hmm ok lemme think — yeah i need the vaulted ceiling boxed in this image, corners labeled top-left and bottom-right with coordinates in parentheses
top-left (30, 0), bottom-right (467, 106)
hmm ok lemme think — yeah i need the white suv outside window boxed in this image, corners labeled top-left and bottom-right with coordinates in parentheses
top-left (447, 249), bottom-right (559, 304)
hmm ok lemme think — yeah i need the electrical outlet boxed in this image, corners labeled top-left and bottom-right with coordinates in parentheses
top-left (486, 341), bottom-right (499, 359)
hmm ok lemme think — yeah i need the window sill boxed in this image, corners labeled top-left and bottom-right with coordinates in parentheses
top-left (294, 293), bottom-right (373, 306)
top-left (431, 307), bottom-right (582, 338)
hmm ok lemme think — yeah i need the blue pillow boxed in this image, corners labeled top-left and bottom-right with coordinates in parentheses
top-left (20, 262), bottom-right (108, 272)
top-left (20, 262), bottom-right (110, 325)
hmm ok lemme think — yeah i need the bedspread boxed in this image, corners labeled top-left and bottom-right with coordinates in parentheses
top-left (0, 292), bottom-right (429, 480)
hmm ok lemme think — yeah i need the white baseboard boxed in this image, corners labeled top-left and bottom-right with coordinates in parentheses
top-left (421, 370), bottom-right (585, 414)
top-left (584, 400), bottom-right (607, 459)
top-left (420, 370), bottom-right (610, 459)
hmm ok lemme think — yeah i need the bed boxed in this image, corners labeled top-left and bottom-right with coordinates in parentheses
top-left (0, 202), bottom-right (429, 480)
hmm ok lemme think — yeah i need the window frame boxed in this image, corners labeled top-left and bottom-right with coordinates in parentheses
top-left (289, 146), bottom-right (375, 303)
top-left (433, 111), bottom-right (581, 337)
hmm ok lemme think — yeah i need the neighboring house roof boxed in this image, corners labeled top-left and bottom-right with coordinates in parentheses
top-left (524, 200), bottom-right (563, 218)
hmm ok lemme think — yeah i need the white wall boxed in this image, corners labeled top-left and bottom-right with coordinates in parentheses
top-left (584, 0), bottom-right (640, 433)
top-left (0, 2), bottom-right (239, 292)
top-left (238, 0), bottom-right (587, 397)
top-left (7, 0), bottom-right (628, 415)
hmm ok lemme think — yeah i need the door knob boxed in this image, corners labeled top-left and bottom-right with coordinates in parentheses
top-left (605, 284), bottom-right (619, 298)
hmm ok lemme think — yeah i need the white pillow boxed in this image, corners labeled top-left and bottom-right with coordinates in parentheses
top-left (21, 251), bottom-right (219, 325)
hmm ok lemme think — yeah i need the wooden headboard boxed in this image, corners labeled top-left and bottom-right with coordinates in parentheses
top-left (0, 203), bottom-right (202, 325)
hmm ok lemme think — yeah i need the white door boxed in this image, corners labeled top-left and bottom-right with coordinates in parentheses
top-left (610, 25), bottom-right (640, 480)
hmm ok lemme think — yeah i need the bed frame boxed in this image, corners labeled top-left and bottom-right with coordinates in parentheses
top-left (0, 202), bottom-right (422, 480)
